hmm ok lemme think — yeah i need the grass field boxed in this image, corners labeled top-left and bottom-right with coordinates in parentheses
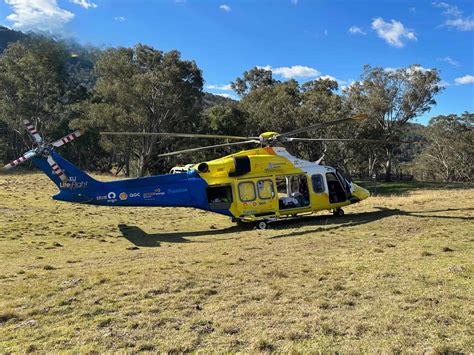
top-left (0, 173), bottom-right (473, 352)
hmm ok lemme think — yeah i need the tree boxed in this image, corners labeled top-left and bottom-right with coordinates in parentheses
top-left (0, 38), bottom-right (69, 163)
top-left (77, 44), bottom-right (203, 176)
top-left (231, 67), bottom-right (279, 96)
top-left (416, 112), bottom-right (473, 182)
top-left (345, 64), bottom-right (442, 181)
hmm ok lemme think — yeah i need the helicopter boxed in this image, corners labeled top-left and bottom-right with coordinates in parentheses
top-left (4, 114), bottom-right (400, 229)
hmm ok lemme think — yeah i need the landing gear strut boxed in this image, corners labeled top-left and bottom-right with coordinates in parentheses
top-left (333, 208), bottom-right (344, 217)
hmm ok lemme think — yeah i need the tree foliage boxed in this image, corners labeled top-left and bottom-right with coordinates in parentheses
top-left (76, 44), bottom-right (203, 176)
top-left (0, 32), bottom-right (471, 183)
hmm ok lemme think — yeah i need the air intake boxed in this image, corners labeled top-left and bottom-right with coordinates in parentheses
top-left (229, 156), bottom-right (251, 177)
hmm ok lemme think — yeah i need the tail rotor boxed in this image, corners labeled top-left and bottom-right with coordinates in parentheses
top-left (2, 120), bottom-right (82, 182)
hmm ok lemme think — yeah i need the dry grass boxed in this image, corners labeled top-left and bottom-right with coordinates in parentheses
top-left (0, 173), bottom-right (473, 352)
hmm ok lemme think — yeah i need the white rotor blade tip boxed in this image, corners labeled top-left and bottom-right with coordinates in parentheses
top-left (23, 119), bottom-right (42, 143)
top-left (3, 151), bottom-right (37, 169)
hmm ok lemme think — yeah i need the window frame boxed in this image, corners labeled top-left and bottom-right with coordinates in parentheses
top-left (311, 174), bottom-right (325, 193)
top-left (238, 181), bottom-right (257, 202)
top-left (256, 179), bottom-right (275, 200)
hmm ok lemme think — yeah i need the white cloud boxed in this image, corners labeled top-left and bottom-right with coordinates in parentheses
top-left (219, 4), bottom-right (231, 12)
top-left (70, 0), bottom-right (97, 9)
top-left (348, 26), bottom-right (366, 35)
top-left (318, 75), bottom-right (347, 85)
top-left (454, 75), bottom-right (474, 85)
top-left (5, 0), bottom-right (74, 34)
top-left (432, 2), bottom-right (462, 17)
top-left (433, 2), bottom-right (474, 31)
top-left (206, 84), bottom-right (232, 91)
top-left (439, 80), bottom-right (451, 88)
top-left (444, 17), bottom-right (474, 31)
top-left (371, 17), bottom-right (417, 48)
top-left (341, 80), bottom-right (358, 91)
top-left (261, 65), bottom-right (321, 79)
top-left (114, 16), bottom-right (126, 22)
top-left (385, 65), bottom-right (431, 74)
top-left (437, 56), bottom-right (459, 66)
top-left (407, 65), bottom-right (431, 75)
top-left (216, 93), bottom-right (232, 98)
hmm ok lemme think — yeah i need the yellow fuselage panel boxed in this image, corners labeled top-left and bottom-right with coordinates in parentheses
top-left (195, 147), bottom-right (369, 220)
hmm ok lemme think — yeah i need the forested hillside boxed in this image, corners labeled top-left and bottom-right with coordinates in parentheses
top-left (0, 29), bottom-right (472, 182)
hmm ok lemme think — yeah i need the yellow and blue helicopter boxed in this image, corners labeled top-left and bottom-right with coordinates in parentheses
top-left (4, 115), bottom-right (386, 229)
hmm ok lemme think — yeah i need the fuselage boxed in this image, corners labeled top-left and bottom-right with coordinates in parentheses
top-left (32, 146), bottom-right (370, 222)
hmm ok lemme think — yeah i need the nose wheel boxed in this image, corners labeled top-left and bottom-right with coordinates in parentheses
top-left (333, 208), bottom-right (344, 217)
top-left (256, 220), bottom-right (268, 230)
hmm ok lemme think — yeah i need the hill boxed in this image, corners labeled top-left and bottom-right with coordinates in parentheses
top-left (0, 26), bottom-right (28, 53)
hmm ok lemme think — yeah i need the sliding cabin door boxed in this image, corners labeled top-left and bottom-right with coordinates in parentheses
top-left (235, 178), bottom-right (278, 218)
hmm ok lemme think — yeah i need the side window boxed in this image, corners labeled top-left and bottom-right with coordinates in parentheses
top-left (257, 179), bottom-right (274, 200)
top-left (312, 174), bottom-right (325, 193)
top-left (238, 181), bottom-right (256, 202)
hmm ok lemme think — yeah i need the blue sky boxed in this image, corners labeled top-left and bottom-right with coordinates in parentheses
top-left (1, 0), bottom-right (473, 124)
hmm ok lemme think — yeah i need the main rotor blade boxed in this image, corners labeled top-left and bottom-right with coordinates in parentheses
top-left (23, 119), bottom-right (42, 144)
top-left (157, 140), bottom-right (260, 157)
top-left (51, 130), bottom-right (82, 148)
top-left (3, 150), bottom-right (37, 170)
top-left (287, 137), bottom-right (419, 144)
top-left (100, 132), bottom-right (258, 141)
top-left (46, 155), bottom-right (68, 183)
top-left (277, 114), bottom-right (368, 139)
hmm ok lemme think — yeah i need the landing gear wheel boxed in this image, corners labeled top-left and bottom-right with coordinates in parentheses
top-left (333, 208), bottom-right (344, 217)
top-left (256, 221), bottom-right (268, 230)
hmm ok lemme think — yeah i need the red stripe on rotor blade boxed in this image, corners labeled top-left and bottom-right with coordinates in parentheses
top-left (71, 133), bottom-right (77, 139)
top-left (57, 171), bottom-right (64, 176)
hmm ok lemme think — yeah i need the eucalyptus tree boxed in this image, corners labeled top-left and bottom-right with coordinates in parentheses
top-left (345, 64), bottom-right (442, 180)
top-left (0, 38), bottom-right (69, 162)
top-left (78, 44), bottom-right (203, 176)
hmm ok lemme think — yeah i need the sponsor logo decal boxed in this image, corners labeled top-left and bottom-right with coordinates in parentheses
top-left (119, 192), bottom-right (128, 201)
top-left (143, 190), bottom-right (165, 199)
top-left (265, 162), bottom-right (284, 171)
top-left (167, 188), bottom-right (188, 194)
top-left (106, 192), bottom-right (117, 203)
top-left (60, 176), bottom-right (88, 190)
top-left (129, 192), bottom-right (141, 198)
top-left (96, 195), bottom-right (107, 200)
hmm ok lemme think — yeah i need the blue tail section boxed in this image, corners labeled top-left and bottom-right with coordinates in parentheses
top-left (30, 149), bottom-right (232, 216)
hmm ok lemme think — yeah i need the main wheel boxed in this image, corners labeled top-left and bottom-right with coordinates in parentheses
top-left (256, 221), bottom-right (268, 230)
top-left (333, 208), bottom-right (344, 217)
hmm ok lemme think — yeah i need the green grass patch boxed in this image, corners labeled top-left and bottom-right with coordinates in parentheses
top-left (0, 173), bottom-right (473, 352)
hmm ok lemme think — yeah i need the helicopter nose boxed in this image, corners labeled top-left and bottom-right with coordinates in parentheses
top-left (352, 184), bottom-right (370, 201)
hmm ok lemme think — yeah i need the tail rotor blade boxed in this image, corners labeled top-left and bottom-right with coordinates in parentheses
top-left (51, 130), bottom-right (82, 148)
top-left (23, 120), bottom-right (43, 144)
top-left (46, 155), bottom-right (67, 183)
top-left (3, 150), bottom-right (37, 170)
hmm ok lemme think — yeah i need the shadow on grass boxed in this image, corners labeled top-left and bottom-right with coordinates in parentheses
top-left (120, 207), bottom-right (473, 246)
top-left (118, 224), bottom-right (245, 247)
top-left (270, 207), bottom-right (474, 239)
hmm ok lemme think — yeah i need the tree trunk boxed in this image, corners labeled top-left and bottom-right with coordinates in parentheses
top-left (384, 146), bottom-right (393, 182)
